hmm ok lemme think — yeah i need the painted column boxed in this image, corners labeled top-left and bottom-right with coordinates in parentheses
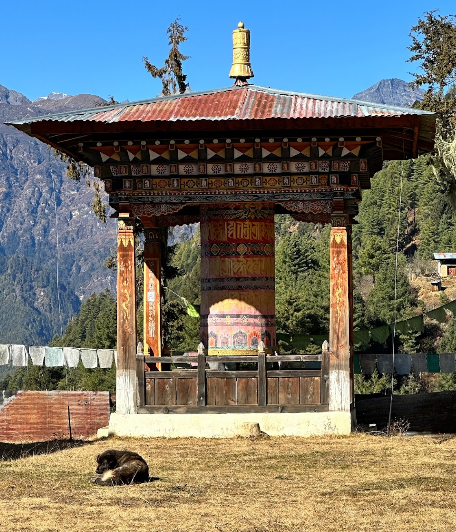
top-left (116, 216), bottom-right (137, 415)
top-left (143, 227), bottom-right (162, 358)
top-left (200, 202), bottom-right (276, 355)
top-left (329, 221), bottom-right (354, 412)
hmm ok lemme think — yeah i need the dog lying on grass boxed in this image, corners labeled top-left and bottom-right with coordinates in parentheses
top-left (90, 450), bottom-right (149, 486)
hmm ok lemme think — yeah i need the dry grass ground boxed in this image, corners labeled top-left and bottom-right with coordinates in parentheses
top-left (1, 433), bottom-right (456, 532)
top-left (412, 276), bottom-right (456, 312)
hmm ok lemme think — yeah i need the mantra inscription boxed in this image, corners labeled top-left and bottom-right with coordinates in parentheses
top-left (200, 203), bottom-right (276, 355)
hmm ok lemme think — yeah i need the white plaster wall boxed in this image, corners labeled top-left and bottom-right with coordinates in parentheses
top-left (105, 411), bottom-right (352, 438)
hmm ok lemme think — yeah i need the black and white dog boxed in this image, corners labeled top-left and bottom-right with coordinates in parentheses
top-left (90, 450), bottom-right (149, 486)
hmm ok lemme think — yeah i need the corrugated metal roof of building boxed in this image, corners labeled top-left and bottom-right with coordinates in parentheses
top-left (7, 85), bottom-right (434, 126)
top-left (433, 253), bottom-right (456, 260)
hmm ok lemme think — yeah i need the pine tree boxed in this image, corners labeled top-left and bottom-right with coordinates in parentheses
top-left (143, 18), bottom-right (190, 96)
top-left (50, 289), bottom-right (116, 349)
top-left (408, 10), bottom-right (456, 202)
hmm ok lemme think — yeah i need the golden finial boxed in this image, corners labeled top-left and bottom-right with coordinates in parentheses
top-left (229, 21), bottom-right (254, 83)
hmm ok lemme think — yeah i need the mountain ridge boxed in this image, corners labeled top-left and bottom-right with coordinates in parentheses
top-left (0, 85), bottom-right (116, 344)
top-left (352, 78), bottom-right (425, 107)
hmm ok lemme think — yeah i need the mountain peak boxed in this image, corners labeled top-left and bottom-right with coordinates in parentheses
top-left (34, 92), bottom-right (71, 102)
top-left (352, 78), bottom-right (425, 107)
top-left (0, 84), bottom-right (31, 106)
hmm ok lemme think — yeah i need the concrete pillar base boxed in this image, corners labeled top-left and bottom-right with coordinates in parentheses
top-left (106, 411), bottom-right (352, 438)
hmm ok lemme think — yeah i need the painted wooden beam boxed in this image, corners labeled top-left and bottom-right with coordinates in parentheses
top-left (329, 223), bottom-right (354, 412)
top-left (116, 216), bottom-right (137, 415)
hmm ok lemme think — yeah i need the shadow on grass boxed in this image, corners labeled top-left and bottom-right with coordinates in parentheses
top-left (0, 438), bottom-right (91, 461)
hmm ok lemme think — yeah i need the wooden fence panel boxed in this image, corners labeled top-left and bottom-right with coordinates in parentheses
top-left (321, 350), bottom-right (330, 405)
top-left (237, 378), bottom-right (258, 405)
top-left (214, 378), bottom-right (237, 405)
top-left (300, 377), bottom-right (321, 405)
top-left (136, 356), bottom-right (145, 408)
top-left (142, 355), bottom-right (326, 408)
top-left (145, 379), bottom-right (154, 406)
top-left (176, 378), bottom-right (197, 406)
top-left (155, 379), bottom-right (176, 405)
top-left (206, 378), bottom-right (216, 405)
top-left (267, 378), bottom-right (279, 404)
top-left (279, 378), bottom-right (300, 404)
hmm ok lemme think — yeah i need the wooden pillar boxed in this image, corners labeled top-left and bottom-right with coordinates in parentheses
top-left (329, 221), bottom-right (354, 412)
top-left (116, 216), bottom-right (137, 415)
top-left (143, 227), bottom-right (162, 359)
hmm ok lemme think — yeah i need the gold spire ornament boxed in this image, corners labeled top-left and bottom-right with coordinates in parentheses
top-left (229, 21), bottom-right (254, 84)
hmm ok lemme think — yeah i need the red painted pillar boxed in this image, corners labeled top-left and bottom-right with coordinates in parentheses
top-left (116, 216), bottom-right (137, 414)
top-left (200, 203), bottom-right (276, 355)
top-left (329, 223), bottom-right (354, 412)
top-left (143, 227), bottom-right (162, 359)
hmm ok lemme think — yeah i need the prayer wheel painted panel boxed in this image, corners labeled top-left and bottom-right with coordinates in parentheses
top-left (143, 227), bottom-right (162, 357)
top-left (200, 203), bottom-right (276, 355)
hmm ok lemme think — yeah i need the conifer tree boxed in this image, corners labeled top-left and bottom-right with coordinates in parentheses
top-left (143, 18), bottom-right (190, 96)
top-left (408, 11), bottom-right (456, 202)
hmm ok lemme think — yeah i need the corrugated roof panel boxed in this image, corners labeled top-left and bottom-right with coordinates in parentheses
top-left (6, 85), bottom-right (435, 127)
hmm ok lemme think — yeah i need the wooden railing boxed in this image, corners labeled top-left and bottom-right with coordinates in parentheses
top-left (136, 352), bottom-right (329, 413)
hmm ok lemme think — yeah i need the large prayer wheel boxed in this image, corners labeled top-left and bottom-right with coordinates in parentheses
top-left (200, 203), bottom-right (276, 355)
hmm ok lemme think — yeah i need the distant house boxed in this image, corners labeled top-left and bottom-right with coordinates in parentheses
top-left (433, 253), bottom-right (456, 277)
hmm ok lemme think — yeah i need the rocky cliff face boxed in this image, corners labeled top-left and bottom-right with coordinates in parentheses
top-left (352, 78), bottom-right (425, 107)
top-left (0, 84), bottom-right (116, 344)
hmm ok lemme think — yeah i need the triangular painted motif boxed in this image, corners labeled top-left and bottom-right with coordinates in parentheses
top-left (317, 142), bottom-right (335, 157)
top-left (148, 146), bottom-right (170, 161)
top-left (289, 143), bottom-right (311, 158)
top-left (177, 145), bottom-right (199, 161)
top-left (341, 142), bottom-right (369, 157)
top-left (90, 146), bottom-right (121, 162)
top-left (122, 145), bottom-right (142, 161)
top-left (206, 145), bottom-right (226, 160)
top-left (233, 145), bottom-right (254, 160)
top-left (262, 143), bottom-right (282, 160)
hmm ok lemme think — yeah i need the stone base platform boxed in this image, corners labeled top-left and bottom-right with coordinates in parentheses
top-left (100, 411), bottom-right (352, 439)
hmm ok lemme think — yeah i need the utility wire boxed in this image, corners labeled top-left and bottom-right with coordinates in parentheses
top-left (387, 165), bottom-right (404, 434)
top-left (50, 162), bottom-right (64, 337)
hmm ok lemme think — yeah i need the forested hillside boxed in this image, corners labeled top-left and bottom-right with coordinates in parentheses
top-left (0, 85), bottom-right (116, 345)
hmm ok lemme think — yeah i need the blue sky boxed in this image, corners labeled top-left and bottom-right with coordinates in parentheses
top-left (1, 0), bottom-right (454, 103)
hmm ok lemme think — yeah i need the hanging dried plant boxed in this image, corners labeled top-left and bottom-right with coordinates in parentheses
top-left (51, 147), bottom-right (107, 222)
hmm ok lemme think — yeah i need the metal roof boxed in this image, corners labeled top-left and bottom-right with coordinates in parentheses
top-left (7, 85), bottom-right (434, 126)
top-left (433, 253), bottom-right (456, 260)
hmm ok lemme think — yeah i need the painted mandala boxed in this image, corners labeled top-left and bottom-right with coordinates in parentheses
top-left (156, 164), bottom-right (167, 175)
top-left (267, 162), bottom-right (278, 173)
top-left (211, 164), bottom-right (222, 174)
top-left (183, 164), bottom-right (195, 175)
top-left (295, 162), bottom-right (307, 172)
top-left (239, 163), bottom-right (250, 174)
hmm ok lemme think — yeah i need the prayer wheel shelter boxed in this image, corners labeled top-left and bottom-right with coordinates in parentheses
top-left (8, 23), bottom-right (436, 436)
